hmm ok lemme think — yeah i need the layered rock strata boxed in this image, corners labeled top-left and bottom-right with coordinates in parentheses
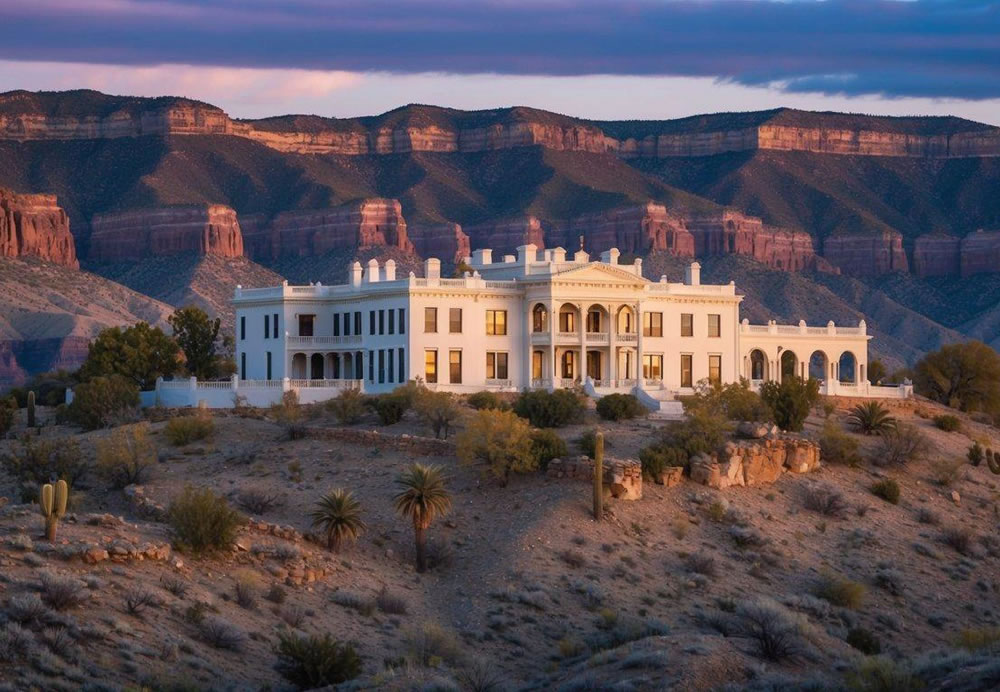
top-left (958, 230), bottom-right (1000, 277)
top-left (267, 199), bottom-right (414, 258)
top-left (408, 222), bottom-right (470, 265)
top-left (464, 217), bottom-right (546, 258)
top-left (552, 203), bottom-right (695, 256)
top-left (913, 234), bottom-right (961, 277)
top-left (823, 232), bottom-right (909, 276)
top-left (686, 211), bottom-right (831, 272)
top-left (0, 188), bottom-right (77, 268)
top-left (89, 205), bottom-right (244, 262)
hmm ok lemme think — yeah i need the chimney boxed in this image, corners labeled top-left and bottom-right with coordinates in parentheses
top-left (366, 258), bottom-right (380, 283)
top-left (384, 259), bottom-right (396, 281)
top-left (472, 248), bottom-right (493, 265)
top-left (425, 257), bottom-right (441, 279)
top-left (503, 254), bottom-right (515, 263)
top-left (574, 249), bottom-right (590, 263)
top-left (684, 261), bottom-right (701, 286)
top-left (350, 261), bottom-right (363, 287)
top-left (517, 244), bottom-right (537, 267)
top-left (599, 248), bottom-right (621, 265)
top-left (551, 247), bottom-right (566, 263)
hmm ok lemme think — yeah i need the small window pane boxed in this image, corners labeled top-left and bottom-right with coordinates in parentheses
top-left (424, 307), bottom-right (437, 333)
top-left (708, 314), bottom-right (721, 338)
top-left (449, 350), bottom-right (462, 384)
top-left (681, 314), bottom-right (693, 337)
top-left (425, 350), bottom-right (437, 383)
top-left (681, 354), bottom-right (693, 387)
top-left (450, 308), bottom-right (462, 333)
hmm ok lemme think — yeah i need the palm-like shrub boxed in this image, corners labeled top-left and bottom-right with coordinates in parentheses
top-left (846, 401), bottom-right (896, 435)
top-left (310, 489), bottom-right (365, 552)
top-left (275, 631), bottom-right (361, 688)
top-left (393, 464), bottom-right (452, 572)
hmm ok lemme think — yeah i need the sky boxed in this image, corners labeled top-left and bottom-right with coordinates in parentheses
top-left (0, 0), bottom-right (998, 124)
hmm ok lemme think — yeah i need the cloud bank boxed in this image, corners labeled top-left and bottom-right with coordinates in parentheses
top-left (1, 0), bottom-right (997, 100)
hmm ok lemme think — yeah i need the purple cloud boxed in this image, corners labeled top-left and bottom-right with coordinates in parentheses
top-left (1, 0), bottom-right (997, 99)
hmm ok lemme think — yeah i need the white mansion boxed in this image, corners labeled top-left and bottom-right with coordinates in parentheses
top-left (210, 244), bottom-right (907, 413)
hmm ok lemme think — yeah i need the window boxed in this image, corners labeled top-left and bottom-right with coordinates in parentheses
top-left (298, 315), bottom-right (314, 337)
top-left (398, 347), bottom-right (405, 382)
top-left (353, 311), bottom-right (361, 335)
top-left (561, 351), bottom-right (576, 379)
top-left (486, 309), bottom-right (507, 335)
top-left (425, 307), bottom-right (437, 333)
top-left (333, 314), bottom-right (340, 337)
top-left (449, 350), bottom-right (462, 383)
top-left (273, 313), bottom-right (278, 339)
top-left (709, 354), bottom-right (722, 385)
top-left (425, 350), bottom-right (438, 383)
top-left (681, 313), bottom-right (693, 337)
top-left (369, 310), bottom-right (375, 335)
top-left (240, 316), bottom-right (245, 341)
top-left (368, 350), bottom-right (374, 382)
top-left (643, 354), bottom-right (663, 380)
top-left (680, 354), bottom-right (693, 388)
top-left (379, 310), bottom-right (385, 335)
top-left (708, 314), bottom-right (721, 338)
top-left (399, 309), bottom-right (406, 334)
top-left (343, 312), bottom-right (351, 336)
top-left (532, 351), bottom-right (544, 379)
top-left (264, 314), bottom-right (269, 339)
top-left (378, 349), bottom-right (385, 384)
top-left (388, 349), bottom-right (394, 383)
top-left (266, 352), bottom-right (272, 380)
top-left (449, 308), bottom-right (462, 333)
top-left (486, 352), bottom-right (508, 380)
top-left (620, 310), bottom-right (633, 334)
top-left (388, 309), bottom-right (394, 335)
top-left (586, 309), bottom-right (602, 333)
top-left (240, 352), bottom-right (246, 379)
top-left (532, 305), bottom-right (547, 332)
top-left (559, 310), bottom-right (575, 333)
top-left (355, 351), bottom-right (363, 379)
top-left (643, 311), bottom-right (663, 337)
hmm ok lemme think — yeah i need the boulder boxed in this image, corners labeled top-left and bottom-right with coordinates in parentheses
top-left (736, 421), bottom-right (769, 439)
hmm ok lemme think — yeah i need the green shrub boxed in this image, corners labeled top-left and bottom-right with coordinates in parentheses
top-left (467, 391), bottom-right (507, 411)
top-left (513, 389), bottom-right (585, 428)
top-left (456, 409), bottom-right (537, 485)
top-left (871, 478), bottom-right (901, 505)
top-left (759, 376), bottom-right (819, 432)
top-left (1, 436), bottom-right (86, 487)
top-left (659, 409), bottom-right (727, 458)
top-left (967, 441), bottom-right (984, 466)
top-left (847, 401), bottom-right (897, 435)
top-left (955, 626), bottom-right (1000, 651)
top-left (684, 379), bottom-right (770, 422)
top-left (275, 632), bottom-right (361, 689)
top-left (578, 428), bottom-right (599, 458)
top-left (595, 393), bottom-right (645, 421)
top-left (846, 627), bottom-right (881, 654)
top-left (164, 412), bottom-right (214, 446)
top-left (68, 374), bottom-right (140, 430)
top-left (96, 422), bottom-right (157, 489)
top-left (639, 444), bottom-right (687, 480)
top-left (814, 572), bottom-right (866, 609)
top-left (167, 486), bottom-right (245, 554)
top-left (326, 388), bottom-right (366, 424)
top-left (530, 428), bottom-right (567, 469)
top-left (371, 392), bottom-right (409, 425)
top-left (845, 657), bottom-right (923, 692)
top-left (932, 414), bottom-right (961, 432)
top-left (818, 420), bottom-right (862, 466)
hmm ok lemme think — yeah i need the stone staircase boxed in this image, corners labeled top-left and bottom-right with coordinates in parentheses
top-left (634, 385), bottom-right (685, 420)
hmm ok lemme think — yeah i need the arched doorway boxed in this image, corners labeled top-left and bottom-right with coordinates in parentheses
top-left (310, 353), bottom-right (325, 380)
top-left (291, 353), bottom-right (307, 379)
top-left (780, 350), bottom-right (798, 381)
top-left (586, 350), bottom-right (602, 381)
top-left (586, 304), bottom-right (609, 334)
top-left (532, 303), bottom-right (548, 333)
top-left (808, 351), bottom-right (828, 381)
top-left (558, 305), bottom-right (580, 334)
top-left (749, 349), bottom-right (767, 381)
top-left (839, 351), bottom-right (857, 384)
top-left (616, 305), bottom-right (636, 335)
top-left (560, 351), bottom-right (576, 380)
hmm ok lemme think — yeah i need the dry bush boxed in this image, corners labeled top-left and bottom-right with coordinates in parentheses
top-left (683, 552), bottom-right (717, 577)
top-left (236, 487), bottom-right (284, 515)
top-left (733, 599), bottom-right (803, 662)
top-left (164, 411), bottom-right (214, 446)
top-left (802, 484), bottom-right (848, 518)
top-left (327, 388), bottom-right (367, 424)
top-left (199, 616), bottom-right (245, 650)
top-left (874, 567), bottom-right (904, 596)
top-left (160, 574), bottom-right (189, 598)
top-left (871, 478), bottom-right (900, 505)
top-left (940, 526), bottom-right (977, 556)
top-left (40, 575), bottom-right (86, 611)
top-left (955, 627), bottom-right (1000, 651)
top-left (279, 604), bottom-right (307, 628)
top-left (233, 570), bottom-right (261, 610)
top-left (266, 585), bottom-right (287, 604)
top-left (376, 587), bottom-right (408, 615)
top-left (123, 586), bottom-right (159, 616)
top-left (0, 623), bottom-right (34, 663)
top-left (95, 422), bottom-right (157, 489)
top-left (818, 420), bottom-right (862, 466)
top-left (916, 507), bottom-right (940, 525)
top-left (872, 423), bottom-right (929, 467)
top-left (6, 593), bottom-right (49, 624)
top-left (814, 572), bottom-right (866, 609)
top-left (166, 486), bottom-right (245, 554)
top-left (330, 590), bottom-right (375, 616)
top-left (929, 459), bottom-right (964, 487)
top-left (405, 620), bottom-right (465, 667)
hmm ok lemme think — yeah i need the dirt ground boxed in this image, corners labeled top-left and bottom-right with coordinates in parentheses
top-left (0, 396), bottom-right (998, 691)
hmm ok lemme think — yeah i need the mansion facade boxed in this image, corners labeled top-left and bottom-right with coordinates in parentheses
top-left (229, 244), bottom-right (899, 412)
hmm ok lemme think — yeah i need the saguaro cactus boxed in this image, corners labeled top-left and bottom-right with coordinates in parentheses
top-left (39, 479), bottom-right (68, 541)
top-left (26, 390), bottom-right (35, 428)
top-left (987, 448), bottom-right (1000, 475)
top-left (593, 432), bottom-right (604, 521)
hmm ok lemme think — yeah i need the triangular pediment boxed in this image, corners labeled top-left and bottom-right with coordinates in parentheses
top-left (548, 262), bottom-right (649, 286)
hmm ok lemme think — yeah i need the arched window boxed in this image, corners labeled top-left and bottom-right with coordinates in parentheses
top-left (532, 304), bottom-right (547, 332)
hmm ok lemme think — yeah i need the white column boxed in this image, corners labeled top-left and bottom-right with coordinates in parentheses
top-left (636, 300), bottom-right (644, 388)
top-left (608, 303), bottom-right (617, 386)
top-left (524, 300), bottom-right (533, 389)
top-left (548, 300), bottom-right (557, 390)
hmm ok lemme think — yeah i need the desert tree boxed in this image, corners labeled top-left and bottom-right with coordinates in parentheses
top-left (78, 322), bottom-right (180, 390)
top-left (393, 464), bottom-right (452, 572)
top-left (168, 306), bottom-right (226, 380)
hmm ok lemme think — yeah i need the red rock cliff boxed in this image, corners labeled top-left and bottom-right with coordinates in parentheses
top-left (552, 203), bottom-right (695, 256)
top-left (823, 232), bottom-right (909, 276)
top-left (464, 217), bottom-right (546, 257)
top-left (408, 222), bottom-right (470, 264)
top-left (269, 199), bottom-right (414, 258)
top-left (686, 211), bottom-right (829, 272)
top-left (0, 188), bottom-right (77, 268)
top-left (89, 205), bottom-right (244, 262)
top-left (913, 234), bottom-right (961, 277)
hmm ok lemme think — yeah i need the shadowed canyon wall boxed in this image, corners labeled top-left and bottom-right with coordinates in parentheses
top-left (89, 205), bottom-right (244, 262)
top-left (0, 188), bottom-right (77, 268)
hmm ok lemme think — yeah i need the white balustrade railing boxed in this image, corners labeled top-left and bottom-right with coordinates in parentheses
top-left (618, 333), bottom-right (638, 343)
top-left (287, 335), bottom-right (362, 346)
top-left (485, 378), bottom-right (512, 388)
top-left (289, 379), bottom-right (363, 389)
top-left (585, 332), bottom-right (609, 343)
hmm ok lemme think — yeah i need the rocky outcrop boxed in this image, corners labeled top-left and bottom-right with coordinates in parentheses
top-left (546, 455), bottom-right (642, 500)
top-left (686, 211), bottom-right (833, 272)
top-left (0, 189), bottom-right (77, 268)
top-left (690, 437), bottom-right (821, 490)
top-left (464, 216), bottom-right (546, 257)
top-left (960, 230), bottom-right (1000, 277)
top-left (552, 203), bottom-right (695, 256)
top-left (268, 198), bottom-right (414, 258)
top-left (823, 231), bottom-right (909, 276)
top-left (89, 205), bottom-right (243, 262)
top-left (237, 214), bottom-right (271, 261)
top-left (5, 91), bottom-right (999, 159)
top-left (408, 222), bottom-right (470, 264)
top-left (913, 234), bottom-right (961, 277)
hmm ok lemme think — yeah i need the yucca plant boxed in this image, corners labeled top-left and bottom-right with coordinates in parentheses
top-left (393, 464), bottom-right (452, 572)
top-left (310, 489), bottom-right (366, 552)
top-left (846, 401), bottom-right (896, 435)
